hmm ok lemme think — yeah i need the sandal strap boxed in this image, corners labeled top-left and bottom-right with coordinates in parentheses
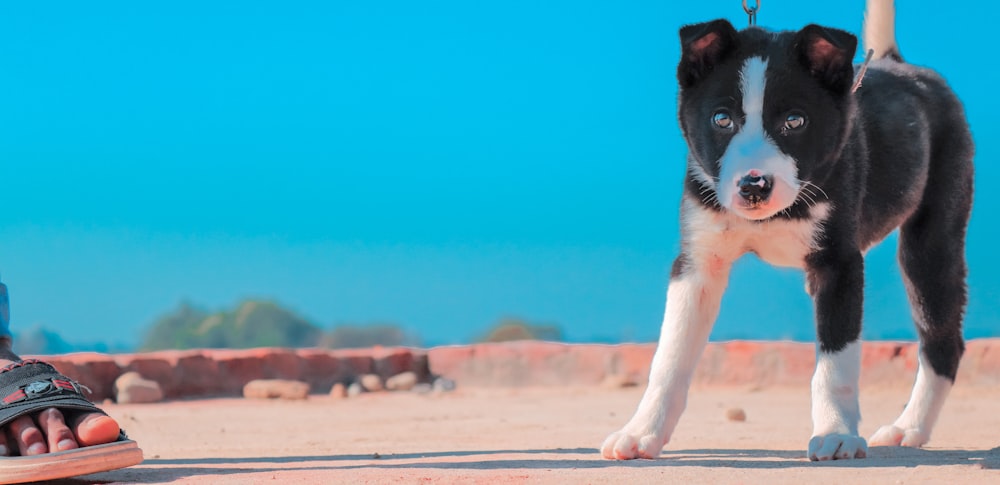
top-left (0, 359), bottom-right (104, 428)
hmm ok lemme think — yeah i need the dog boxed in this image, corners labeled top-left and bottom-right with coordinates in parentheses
top-left (601, 0), bottom-right (973, 461)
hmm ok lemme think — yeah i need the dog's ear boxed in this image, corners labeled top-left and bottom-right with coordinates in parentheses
top-left (793, 25), bottom-right (858, 93)
top-left (678, 19), bottom-right (739, 89)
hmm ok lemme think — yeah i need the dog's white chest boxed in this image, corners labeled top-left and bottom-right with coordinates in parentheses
top-left (683, 199), bottom-right (830, 269)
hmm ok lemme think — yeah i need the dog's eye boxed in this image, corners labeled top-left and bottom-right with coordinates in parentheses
top-left (783, 113), bottom-right (807, 132)
top-left (712, 111), bottom-right (734, 130)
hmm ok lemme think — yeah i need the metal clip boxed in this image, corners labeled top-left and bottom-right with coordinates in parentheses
top-left (742, 0), bottom-right (760, 27)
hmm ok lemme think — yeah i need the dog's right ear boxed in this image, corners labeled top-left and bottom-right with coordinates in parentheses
top-left (678, 19), bottom-right (739, 89)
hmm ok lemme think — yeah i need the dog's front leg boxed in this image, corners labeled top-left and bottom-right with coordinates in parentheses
top-left (806, 248), bottom-right (868, 461)
top-left (601, 252), bottom-right (730, 460)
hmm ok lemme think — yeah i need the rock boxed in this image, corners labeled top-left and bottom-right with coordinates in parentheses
top-left (433, 376), bottom-right (456, 393)
top-left (114, 371), bottom-right (165, 404)
top-left (329, 382), bottom-right (347, 398)
top-left (242, 379), bottom-right (309, 400)
top-left (347, 382), bottom-right (364, 397)
top-left (385, 371), bottom-right (418, 391)
top-left (360, 374), bottom-right (384, 392)
top-left (601, 374), bottom-right (638, 389)
top-left (725, 407), bottom-right (747, 422)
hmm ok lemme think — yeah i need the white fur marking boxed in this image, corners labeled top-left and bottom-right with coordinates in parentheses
top-left (869, 352), bottom-right (953, 447)
top-left (601, 203), bottom-right (733, 460)
top-left (688, 162), bottom-right (718, 196)
top-left (868, 256), bottom-right (955, 447)
top-left (740, 57), bottom-right (767, 119)
top-left (682, 197), bottom-right (831, 270)
top-left (808, 341), bottom-right (868, 460)
top-left (716, 58), bottom-right (801, 220)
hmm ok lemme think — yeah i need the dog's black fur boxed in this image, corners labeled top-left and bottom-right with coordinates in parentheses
top-left (676, 20), bottom-right (973, 372)
top-left (603, 1), bottom-right (973, 461)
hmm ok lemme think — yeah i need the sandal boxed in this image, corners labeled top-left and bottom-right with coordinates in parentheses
top-left (0, 359), bottom-right (143, 483)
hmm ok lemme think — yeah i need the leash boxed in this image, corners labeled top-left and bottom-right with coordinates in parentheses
top-left (851, 49), bottom-right (875, 93)
top-left (738, 0), bottom-right (874, 94)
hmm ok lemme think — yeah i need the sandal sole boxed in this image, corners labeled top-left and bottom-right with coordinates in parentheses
top-left (0, 439), bottom-right (143, 484)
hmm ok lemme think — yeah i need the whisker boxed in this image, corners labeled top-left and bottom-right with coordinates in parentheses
top-left (800, 190), bottom-right (817, 206)
top-left (802, 181), bottom-right (829, 200)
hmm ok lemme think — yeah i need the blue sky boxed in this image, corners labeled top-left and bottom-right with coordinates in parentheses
top-left (1, 1), bottom-right (997, 348)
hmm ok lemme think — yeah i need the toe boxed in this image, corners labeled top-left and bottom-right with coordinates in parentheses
top-left (602, 431), bottom-right (642, 460)
top-left (9, 415), bottom-right (48, 456)
top-left (900, 429), bottom-right (929, 448)
top-left (601, 430), bottom-right (664, 460)
top-left (72, 412), bottom-right (121, 447)
top-left (808, 434), bottom-right (868, 461)
top-left (817, 436), bottom-right (843, 460)
top-left (869, 425), bottom-right (903, 446)
top-left (636, 434), bottom-right (664, 459)
top-left (601, 432), bottom-right (635, 460)
top-left (37, 408), bottom-right (78, 452)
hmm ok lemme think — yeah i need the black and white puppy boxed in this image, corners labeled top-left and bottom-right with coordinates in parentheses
top-left (602, 0), bottom-right (973, 461)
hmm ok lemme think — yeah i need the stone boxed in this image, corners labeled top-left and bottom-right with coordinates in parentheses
top-left (433, 376), bottom-right (456, 393)
top-left (359, 374), bottom-right (384, 392)
top-left (347, 382), bottom-right (364, 397)
top-left (114, 371), bottom-right (165, 404)
top-left (329, 382), bottom-right (347, 398)
top-left (242, 379), bottom-right (309, 400)
top-left (601, 374), bottom-right (638, 389)
top-left (725, 407), bottom-right (747, 422)
top-left (114, 355), bottom-right (177, 397)
top-left (385, 371), bottom-right (418, 391)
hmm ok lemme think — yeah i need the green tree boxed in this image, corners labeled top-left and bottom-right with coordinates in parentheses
top-left (140, 301), bottom-right (210, 351)
top-left (228, 300), bottom-right (321, 348)
top-left (478, 317), bottom-right (563, 343)
top-left (140, 299), bottom-right (322, 350)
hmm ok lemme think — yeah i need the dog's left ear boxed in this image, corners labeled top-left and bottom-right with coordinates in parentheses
top-left (793, 25), bottom-right (857, 93)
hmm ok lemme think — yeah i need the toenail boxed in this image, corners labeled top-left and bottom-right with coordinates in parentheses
top-left (27, 442), bottom-right (46, 455)
top-left (0, 444), bottom-right (7, 456)
top-left (57, 438), bottom-right (77, 451)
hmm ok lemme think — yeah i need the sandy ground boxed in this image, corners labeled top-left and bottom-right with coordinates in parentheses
top-left (49, 385), bottom-right (1000, 484)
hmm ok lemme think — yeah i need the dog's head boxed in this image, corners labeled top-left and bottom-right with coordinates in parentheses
top-left (677, 20), bottom-right (857, 220)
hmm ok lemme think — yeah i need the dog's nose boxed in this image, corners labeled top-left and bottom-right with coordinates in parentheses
top-left (737, 173), bottom-right (774, 203)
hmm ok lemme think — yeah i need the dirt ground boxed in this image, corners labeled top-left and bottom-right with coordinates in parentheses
top-left (52, 384), bottom-right (1000, 484)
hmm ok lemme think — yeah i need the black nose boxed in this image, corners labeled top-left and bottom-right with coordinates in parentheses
top-left (737, 174), bottom-right (774, 203)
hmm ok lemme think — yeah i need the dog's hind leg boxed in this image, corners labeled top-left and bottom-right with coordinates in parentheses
top-left (869, 188), bottom-right (972, 447)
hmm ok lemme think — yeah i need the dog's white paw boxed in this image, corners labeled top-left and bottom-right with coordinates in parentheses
top-left (807, 433), bottom-right (868, 461)
top-left (600, 429), bottom-right (666, 460)
top-left (869, 425), bottom-right (929, 447)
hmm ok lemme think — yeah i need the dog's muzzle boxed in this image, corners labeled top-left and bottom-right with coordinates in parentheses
top-left (737, 172), bottom-right (774, 208)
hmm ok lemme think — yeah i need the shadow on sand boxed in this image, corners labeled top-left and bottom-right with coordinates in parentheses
top-left (57, 445), bottom-right (999, 483)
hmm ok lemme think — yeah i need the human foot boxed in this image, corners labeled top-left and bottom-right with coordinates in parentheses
top-left (0, 359), bottom-right (121, 457)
